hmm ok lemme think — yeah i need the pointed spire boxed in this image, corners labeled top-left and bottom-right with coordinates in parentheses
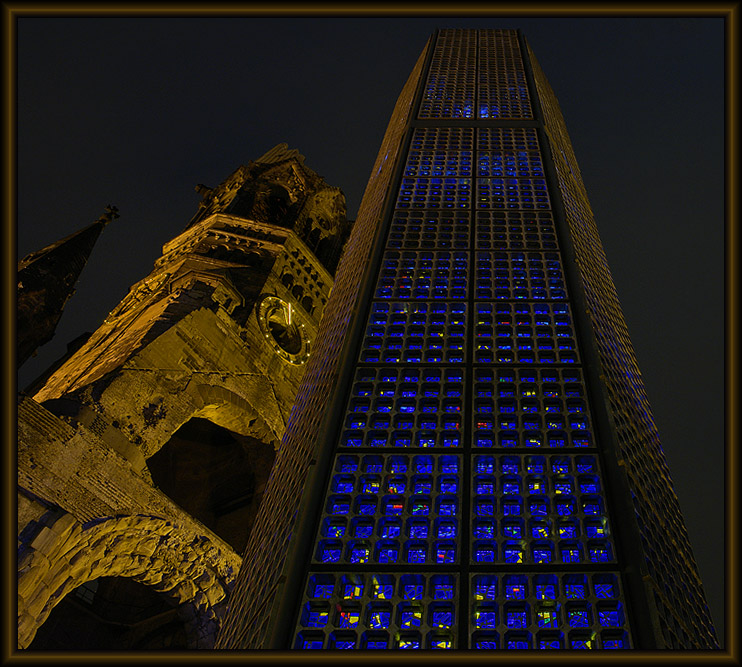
top-left (17, 206), bottom-right (118, 368)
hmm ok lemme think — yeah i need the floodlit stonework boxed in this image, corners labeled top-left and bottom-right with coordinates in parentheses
top-left (17, 144), bottom-right (351, 649)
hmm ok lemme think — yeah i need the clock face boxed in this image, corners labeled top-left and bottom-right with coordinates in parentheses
top-left (257, 295), bottom-right (310, 364)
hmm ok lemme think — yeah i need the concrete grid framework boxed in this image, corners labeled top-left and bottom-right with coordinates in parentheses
top-left (217, 29), bottom-right (718, 650)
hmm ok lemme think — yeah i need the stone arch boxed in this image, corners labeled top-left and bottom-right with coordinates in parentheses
top-left (146, 417), bottom-right (276, 553)
top-left (18, 512), bottom-right (241, 650)
top-left (188, 383), bottom-right (281, 449)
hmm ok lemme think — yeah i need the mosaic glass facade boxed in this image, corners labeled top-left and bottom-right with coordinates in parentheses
top-left (218, 29), bottom-right (718, 650)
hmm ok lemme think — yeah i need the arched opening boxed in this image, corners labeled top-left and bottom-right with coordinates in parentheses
top-left (28, 576), bottom-right (186, 650)
top-left (146, 417), bottom-right (275, 554)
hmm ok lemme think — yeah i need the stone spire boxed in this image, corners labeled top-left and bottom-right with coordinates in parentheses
top-left (17, 205), bottom-right (118, 368)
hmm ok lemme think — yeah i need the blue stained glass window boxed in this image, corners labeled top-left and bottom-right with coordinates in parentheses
top-left (402, 581), bottom-right (424, 600)
top-left (570, 638), bottom-right (593, 649)
top-left (503, 545), bottom-right (523, 563)
top-left (432, 576), bottom-right (455, 600)
top-left (583, 499), bottom-right (602, 515)
top-left (537, 610), bottom-right (558, 628)
top-left (475, 521), bottom-right (495, 538)
top-left (407, 545), bottom-right (427, 563)
top-left (476, 457), bottom-right (495, 473)
top-left (387, 477), bottom-right (406, 494)
top-left (530, 500), bottom-right (548, 516)
top-left (603, 638), bottom-right (625, 649)
top-left (432, 609), bottom-right (454, 628)
top-left (352, 521), bottom-right (373, 538)
top-left (474, 606), bottom-right (498, 629)
top-left (436, 544), bottom-right (456, 563)
top-left (302, 604), bottom-right (329, 627)
top-left (556, 499), bottom-right (574, 516)
top-left (565, 582), bottom-right (587, 599)
top-left (589, 546), bottom-right (611, 562)
top-left (558, 522), bottom-right (578, 538)
top-left (319, 544), bottom-right (341, 563)
top-left (533, 546), bottom-right (552, 563)
top-left (398, 637), bottom-right (421, 649)
top-left (536, 584), bottom-right (557, 600)
top-left (594, 579), bottom-right (616, 598)
top-left (476, 479), bottom-right (495, 494)
top-left (371, 578), bottom-right (394, 600)
top-left (338, 609), bottom-right (360, 628)
top-left (506, 637), bottom-right (530, 649)
top-left (506, 609), bottom-right (528, 628)
top-left (561, 546), bottom-right (582, 563)
top-left (538, 638), bottom-right (562, 649)
top-left (502, 521), bottom-right (522, 538)
top-left (400, 608), bottom-right (423, 628)
top-left (439, 500), bottom-right (457, 515)
top-left (329, 498), bottom-right (350, 515)
top-left (475, 545), bottom-right (496, 562)
top-left (580, 478), bottom-right (599, 493)
top-left (369, 609), bottom-right (391, 629)
top-left (505, 578), bottom-right (527, 599)
top-left (568, 608), bottom-right (590, 627)
top-left (361, 477), bottom-right (381, 494)
top-left (440, 478), bottom-right (458, 493)
top-left (598, 608), bottom-right (622, 626)
top-left (408, 521), bottom-right (429, 538)
top-left (349, 545), bottom-right (370, 563)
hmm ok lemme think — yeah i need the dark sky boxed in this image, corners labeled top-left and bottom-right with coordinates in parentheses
top-left (15, 15), bottom-right (725, 644)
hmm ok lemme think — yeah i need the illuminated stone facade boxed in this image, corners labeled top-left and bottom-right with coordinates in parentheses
top-left (216, 30), bottom-right (718, 650)
top-left (17, 145), bottom-right (350, 649)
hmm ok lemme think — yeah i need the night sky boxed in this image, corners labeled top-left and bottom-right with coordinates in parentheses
top-left (15, 15), bottom-right (725, 644)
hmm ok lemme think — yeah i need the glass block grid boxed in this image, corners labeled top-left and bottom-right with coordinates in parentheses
top-left (470, 453), bottom-right (614, 565)
top-left (404, 151), bottom-right (472, 178)
top-left (472, 367), bottom-right (593, 449)
top-left (476, 178), bottom-right (550, 210)
top-left (419, 30), bottom-right (476, 119)
top-left (410, 127), bottom-right (475, 152)
top-left (313, 453), bottom-right (462, 566)
top-left (477, 151), bottom-right (543, 178)
top-left (295, 572), bottom-right (459, 649)
top-left (474, 251), bottom-right (567, 301)
top-left (361, 302), bottom-right (466, 364)
top-left (397, 177), bottom-right (472, 209)
top-left (473, 302), bottom-right (579, 365)
top-left (477, 127), bottom-right (540, 152)
top-left (470, 572), bottom-right (631, 649)
top-left (388, 210), bottom-right (471, 250)
top-left (339, 367), bottom-right (464, 449)
top-left (375, 250), bottom-right (469, 300)
top-left (475, 210), bottom-right (558, 251)
top-left (477, 30), bottom-right (532, 119)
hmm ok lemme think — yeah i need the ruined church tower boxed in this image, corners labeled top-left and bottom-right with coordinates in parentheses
top-left (17, 144), bottom-right (351, 649)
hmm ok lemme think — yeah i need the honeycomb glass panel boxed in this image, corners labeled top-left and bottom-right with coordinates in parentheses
top-left (469, 572), bottom-right (630, 649)
top-left (397, 177), bottom-right (472, 210)
top-left (473, 367), bottom-right (593, 448)
top-left (296, 573), bottom-right (458, 649)
top-left (375, 251), bottom-right (469, 300)
top-left (419, 30), bottom-right (476, 119)
top-left (340, 367), bottom-right (464, 448)
top-left (473, 302), bottom-right (578, 365)
top-left (313, 453), bottom-right (461, 565)
top-left (476, 178), bottom-right (550, 210)
top-left (361, 301), bottom-right (466, 364)
top-left (477, 30), bottom-right (533, 119)
top-left (387, 210), bottom-right (471, 250)
top-left (469, 454), bottom-right (614, 564)
top-left (474, 251), bottom-right (566, 301)
top-left (475, 210), bottom-right (558, 250)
